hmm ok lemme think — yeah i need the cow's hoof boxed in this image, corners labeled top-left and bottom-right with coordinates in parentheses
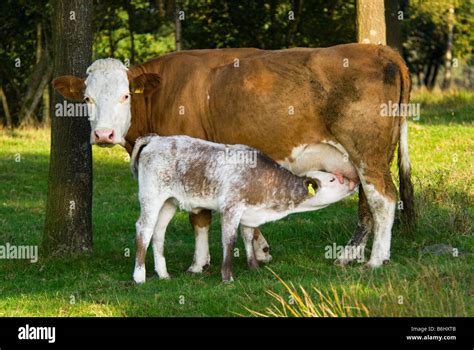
top-left (364, 259), bottom-right (384, 269)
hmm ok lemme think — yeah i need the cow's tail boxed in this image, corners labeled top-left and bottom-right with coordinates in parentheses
top-left (397, 59), bottom-right (416, 232)
top-left (130, 134), bottom-right (157, 179)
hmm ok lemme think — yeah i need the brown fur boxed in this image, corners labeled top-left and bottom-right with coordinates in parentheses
top-left (54, 44), bottom-right (415, 234)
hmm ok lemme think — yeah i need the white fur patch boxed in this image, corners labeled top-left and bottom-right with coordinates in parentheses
top-left (399, 119), bottom-right (411, 174)
top-left (86, 58), bottom-right (128, 74)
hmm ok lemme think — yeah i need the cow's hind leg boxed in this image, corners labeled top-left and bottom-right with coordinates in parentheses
top-left (151, 199), bottom-right (177, 279)
top-left (360, 170), bottom-right (396, 267)
top-left (134, 196), bottom-right (167, 284)
top-left (335, 187), bottom-right (372, 265)
top-left (188, 210), bottom-right (212, 274)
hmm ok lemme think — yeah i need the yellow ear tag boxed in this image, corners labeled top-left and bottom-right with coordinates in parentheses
top-left (134, 88), bottom-right (144, 94)
top-left (307, 183), bottom-right (316, 196)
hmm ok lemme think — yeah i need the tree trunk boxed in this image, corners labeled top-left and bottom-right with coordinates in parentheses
top-left (126, 2), bottom-right (136, 64)
top-left (424, 59), bottom-right (433, 87)
top-left (108, 28), bottom-right (115, 57)
top-left (287, 0), bottom-right (303, 47)
top-left (356, 0), bottom-right (386, 45)
top-left (19, 58), bottom-right (52, 128)
top-left (384, 0), bottom-right (402, 52)
top-left (18, 21), bottom-right (48, 127)
top-left (43, 0), bottom-right (93, 255)
top-left (18, 53), bottom-right (51, 127)
top-left (429, 62), bottom-right (440, 90)
top-left (0, 86), bottom-right (13, 129)
top-left (442, 5), bottom-right (455, 90)
top-left (175, 0), bottom-right (182, 51)
top-left (41, 84), bottom-right (51, 127)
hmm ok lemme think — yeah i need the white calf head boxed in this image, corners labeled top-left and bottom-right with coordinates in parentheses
top-left (303, 171), bottom-right (356, 209)
top-left (53, 58), bottom-right (160, 147)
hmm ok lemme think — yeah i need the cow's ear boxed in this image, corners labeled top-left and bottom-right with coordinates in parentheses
top-left (52, 76), bottom-right (86, 102)
top-left (131, 73), bottom-right (161, 96)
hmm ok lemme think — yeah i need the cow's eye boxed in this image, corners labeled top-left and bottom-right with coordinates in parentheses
top-left (121, 93), bottom-right (131, 103)
top-left (84, 96), bottom-right (92, 103)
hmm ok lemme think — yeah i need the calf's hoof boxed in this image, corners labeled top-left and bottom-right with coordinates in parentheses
top-left (222, 276), bottom-right (234, 284)
top-left (187, 263), bottom-right (209, 274)
top-left (156, 272), bottom-right (171, 280)
top-left (133, 268), bottom-right (146, 284)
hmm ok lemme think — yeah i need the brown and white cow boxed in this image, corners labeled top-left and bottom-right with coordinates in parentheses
top-left (53, 43), bottom-right (415, 269)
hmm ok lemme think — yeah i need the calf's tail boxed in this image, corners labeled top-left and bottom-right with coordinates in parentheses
top-left (130, 134), bottom-right (157, 179)
top-left (397, 58), bottom-right (416, 232)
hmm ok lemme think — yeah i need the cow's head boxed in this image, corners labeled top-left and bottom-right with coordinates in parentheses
top-left (53, 58), bottom-right (160, 147)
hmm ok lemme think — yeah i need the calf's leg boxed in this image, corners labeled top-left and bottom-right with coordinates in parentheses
top-left (241, 226), bottom-right (259, 269)
top-left (188, 211), bottom-right (212, 273)
top-left (133, 196), bottom-right (167, 284)
top-left (188, 212), bottom-right (272, 273)
top-left (220, 209), bottom-right (243, 283)
top-left (151, 199), bottom-right (177, 279)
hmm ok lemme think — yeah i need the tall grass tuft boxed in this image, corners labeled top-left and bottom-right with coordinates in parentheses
top-left (243, 268), bottom-right (369, 317)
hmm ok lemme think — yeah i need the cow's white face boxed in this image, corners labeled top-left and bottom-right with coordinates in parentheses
top-left (52, 58), bottom-right (161, 148)
top-left (84, 62), bottom-right (131, 146)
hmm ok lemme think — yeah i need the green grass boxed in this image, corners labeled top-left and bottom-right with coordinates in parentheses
top-left (0, 91), bottom-right (472, 317)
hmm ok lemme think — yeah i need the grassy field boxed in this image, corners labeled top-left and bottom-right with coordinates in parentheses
top-left (0, 91), bottom-right (472, 317)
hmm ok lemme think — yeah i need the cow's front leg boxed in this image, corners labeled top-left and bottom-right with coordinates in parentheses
top-left (335, 186), bottom-right (372, 265)
top-left (252, 228), bottom-right (272, 264)
top-left (188, 210), bottom-right (212, 273)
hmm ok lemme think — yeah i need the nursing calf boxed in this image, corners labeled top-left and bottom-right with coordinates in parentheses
top-left (131, 135), bottom-right (355, 283)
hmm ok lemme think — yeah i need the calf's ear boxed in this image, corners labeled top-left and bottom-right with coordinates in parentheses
top-left (52, 76), bottom-right (86, 102)
top-left (130, 73), bottom-right (161, 97)
top-left (304, 178), bottom-right (320, 196)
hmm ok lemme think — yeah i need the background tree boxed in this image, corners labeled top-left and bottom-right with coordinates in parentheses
top-left (402, 0), bottom-right (473, 90)
top-left (356, 0), bottom-right (386, 45)
top-left (43, 0), bottom-right (93, 255)
top-left (384, 0), bottom-right (404, 52)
